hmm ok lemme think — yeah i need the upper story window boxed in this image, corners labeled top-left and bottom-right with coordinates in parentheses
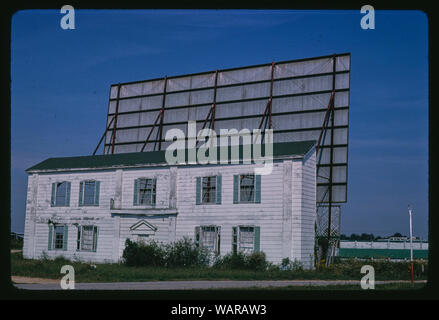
top-left (202, 176), bottom-right (216, 203)
top-left (48, 224), bottom-right (68, 251)
top-left (239, 175), bottom-right (255, 202)
top-left (133, 178), bottom-right (156, 206)
top-left (51, 182), bottom-right (71, 207)
top-left (233, 174), bottom-right (261, 203)
top-left (196, 175), bottom-right (222, 205)
top-left (79, 180), bottom-right (100, 206)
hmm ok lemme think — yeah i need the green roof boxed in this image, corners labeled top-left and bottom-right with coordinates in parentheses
top-left (26, 140), bottom-right (316, 173)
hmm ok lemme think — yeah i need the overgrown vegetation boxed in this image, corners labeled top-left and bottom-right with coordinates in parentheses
top-left (122, 238), bottom-right (210, 268)
top-left (122, 238), bottom-right (274, 272)
top-left (10, 237), bottom-right (23, 250)
top-left (213, 252), bottom-right (269, 271)
top-left (316, 258), bottom-right (427, 280)
top-left (11, 238), bottom-right (428, 283)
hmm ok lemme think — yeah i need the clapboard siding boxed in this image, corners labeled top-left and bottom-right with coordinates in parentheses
top-left (291, 159), bottom-right (303, 263)
top-left (23, 150), bottom-right (316, 266)
top-left (121, 168), bottom-right (171, 208)
top-left (30, 217), bottom-right (115, 263)
top-left (300, 150), bottom-right (317, 268)
top-left (35, 170), bottom-right (116, 214)
top-left (23, 170), bottom-right (118, 263)
top-left (176, 163), bottom-right (288, 264)
top-left (23, 174), bottom-right (38, 259)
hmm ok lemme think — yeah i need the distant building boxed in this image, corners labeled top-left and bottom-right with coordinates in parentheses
top-left (338, 239), bottom-right (428, 260)
top-left (380, 236), bottom-right (420, 242)
top-left (11, 232), bottom-right (24, 241)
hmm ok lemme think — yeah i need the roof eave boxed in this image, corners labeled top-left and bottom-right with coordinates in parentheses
top-left (25, 153), bottom-right (309, 174)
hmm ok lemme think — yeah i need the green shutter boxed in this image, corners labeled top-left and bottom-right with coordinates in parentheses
top-left (48, 224), bottom-right (53, 250)
top-left (254, 226), bottom-right (260, 252)
top-left (216, 176), bottom-right (222, 204)
top-left (78, 181), bottom-right (83, 206)
top-left (95, 181), bottom-right (100, 206)
top-left (133, 179), bottom-right (139, 206)
top-left (233, 175), bottom-right (239, 204)
top-left (66, 182), bottom-right (71, 206)
top-left (255, 175), bottom-right (261, 203)
top-left (232, 226), bottom-right (237, 254)
top-left (76, 226), bottom-right (81, 251)
top-left (51, 183), bottom-right (56, 206)
top-left (195, 226), bottom-right (200, 247)
top-left (63, 225), bottom-right (68, 251)
top-left (196, 177), bottom-right (201, 205)
top-left (152, 178), bottom-right (156, 206)
top-left (93, 226), bottom-right (99, 252)
top-left (216, 226), bottom-right (221, 254)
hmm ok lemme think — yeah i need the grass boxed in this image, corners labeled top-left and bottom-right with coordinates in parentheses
top-left (11, 252), bottom-right (428, 283)
top-left (218, 283), bottom-right (427, 291)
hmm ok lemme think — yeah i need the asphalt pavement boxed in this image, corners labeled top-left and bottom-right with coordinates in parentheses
top-left (13, 279), bottom-right (426, 290)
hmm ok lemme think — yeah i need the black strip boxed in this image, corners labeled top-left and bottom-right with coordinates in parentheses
top-left (317, 182), bottom-right (347, 187)
top-left (318, 162), bottom-right (348, 167)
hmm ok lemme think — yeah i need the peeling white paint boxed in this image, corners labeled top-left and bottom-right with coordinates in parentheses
top-left (23, 152), bottom-right (317, 267)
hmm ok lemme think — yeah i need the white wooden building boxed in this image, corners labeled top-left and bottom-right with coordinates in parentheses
top-left (22, 141), bottom-right (317, 268)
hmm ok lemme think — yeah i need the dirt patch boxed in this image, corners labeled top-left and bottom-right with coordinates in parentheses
top-left (12, 276), bottom-right (60, 284)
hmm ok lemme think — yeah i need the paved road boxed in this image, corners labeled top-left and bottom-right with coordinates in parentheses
top-left (13, 280), bottom-right (426, 291)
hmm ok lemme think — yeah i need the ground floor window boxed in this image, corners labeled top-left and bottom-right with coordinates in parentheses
top-left (195, 226), bottom-right (221, 254)
top-left (232, 226), bottom-right (260, 254)
top-left (76, 225), bottom-right (98, 252)
top-left (48, 224), bottom-right (68, 251)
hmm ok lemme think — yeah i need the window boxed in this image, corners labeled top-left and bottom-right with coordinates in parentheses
top-left (232, 226), bottom-right (260, 254)
top-left (233, 174), bottom-right (261, 203)
top-left (202, 176), bottom-right (216, 203)
top-left (51, 181), bottom-right (71, 207)
top-left (196, 176), bottom-right (222, 205)
top-left (134, 178), bottom-right (156, 206)
top-left (239, 175), bottom-right (255, 202)
top-left (79, 180), bottom-right (100, 206)
top-left (54, 226), bottom-right (65, 249)
top-left (76, 225), bottom-right (98, 252)
top-left (48, 224), bottom-right (68, 251)
top-left (195, 226), bottom-right (221, 254)
top-left (239, 227), bottom-right (255, 253)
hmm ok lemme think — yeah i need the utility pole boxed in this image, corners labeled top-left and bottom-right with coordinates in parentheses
top-left (408, 205), bottom-right (414, 287)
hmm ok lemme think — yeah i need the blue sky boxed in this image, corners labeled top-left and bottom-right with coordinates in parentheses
top-left (11, 9), bottom-right (428, 238)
